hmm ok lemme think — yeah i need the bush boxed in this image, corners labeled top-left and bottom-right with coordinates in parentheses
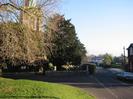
top-left (111, 64), bottom-right (122, 68)
top-left (48, 63), bottom-right (54, 70)
top-left (101, 64), bottom-right (111, 68)
top-left (88, 63), bottom-right (96, 74)
top-left (101, 63), bottom-right (122, 69)
top-left (0, 63), bottom-right (7, 74)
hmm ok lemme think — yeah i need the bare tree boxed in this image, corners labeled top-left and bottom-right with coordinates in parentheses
top-left (0, 0), bottom-right (60, 69)
top-left (0, 0), bottom-right (59, 23)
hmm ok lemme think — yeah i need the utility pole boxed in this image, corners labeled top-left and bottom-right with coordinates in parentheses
top-left (123, 46), bottom-right (126, 65)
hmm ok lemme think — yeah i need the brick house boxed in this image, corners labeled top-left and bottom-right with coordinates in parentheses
top-left (127, 43), bottom-right (133, 72)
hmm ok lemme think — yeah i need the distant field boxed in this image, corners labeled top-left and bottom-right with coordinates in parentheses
top-left (0, 77), bottom-right (94, 99)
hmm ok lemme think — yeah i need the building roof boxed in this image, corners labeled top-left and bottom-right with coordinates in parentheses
top-left (127, 43), bottom-right (133, 50)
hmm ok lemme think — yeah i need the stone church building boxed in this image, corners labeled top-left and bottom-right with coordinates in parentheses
top-left (20, 0), bottom-right (43, 31)
top-left (0, 0), bottom-right (43, 31)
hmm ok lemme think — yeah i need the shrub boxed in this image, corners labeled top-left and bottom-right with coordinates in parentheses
top-left (48, 63), bottom-right (54, 70)
top-left (102, 64), bottom-right (111, 68)
top-left (111, 64), bottom-right (121, 68)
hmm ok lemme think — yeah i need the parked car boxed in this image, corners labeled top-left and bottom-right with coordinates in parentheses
top-left (116, 72), bottom-right (133, 81)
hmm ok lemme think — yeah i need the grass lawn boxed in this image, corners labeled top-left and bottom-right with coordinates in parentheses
top-left (0, 77), bottom-right (94, 99)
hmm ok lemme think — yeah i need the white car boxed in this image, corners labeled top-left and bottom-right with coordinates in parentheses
top-left (116, 72), bottom-right (133, 80)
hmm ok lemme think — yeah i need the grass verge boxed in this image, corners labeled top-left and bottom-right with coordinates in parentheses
top-left (0, 77), bottom-right (94, 99)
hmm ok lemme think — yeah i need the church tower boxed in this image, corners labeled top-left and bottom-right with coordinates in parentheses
top-left (25, 0), bottom-right (30, 6)
top-left (20, 0), bottom-right (43, 31)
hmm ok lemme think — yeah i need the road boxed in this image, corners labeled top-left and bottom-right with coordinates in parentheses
top-left (43, 67), bottom-right (133, 99)
top-left (2, 67), bottom-right (133, 99)
top-left (82, 68), bottom-right (133, 99)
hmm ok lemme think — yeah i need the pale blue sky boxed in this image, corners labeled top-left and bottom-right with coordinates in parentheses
top-left (60, 0), bottom-right (133, 56)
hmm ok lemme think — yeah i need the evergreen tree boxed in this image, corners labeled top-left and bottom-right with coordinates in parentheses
top-left (46, 14), bottom-right (86, 70)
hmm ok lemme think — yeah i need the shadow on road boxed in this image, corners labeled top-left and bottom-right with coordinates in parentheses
top-left (0, 96), bottom-right (59, 99)
top-left (1, 70), bottom-right (133, 89)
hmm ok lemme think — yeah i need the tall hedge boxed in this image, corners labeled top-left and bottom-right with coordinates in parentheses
top-left (0, 22), bottom-right (46, 67)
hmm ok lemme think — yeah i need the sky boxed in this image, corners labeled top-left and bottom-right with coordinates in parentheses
top-left (60, 0), bottom-right (133, 56)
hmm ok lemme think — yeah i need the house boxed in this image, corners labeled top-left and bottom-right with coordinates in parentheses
top-left (127, 43), bottom-right (133, 72)
top-left (89, 56), bottom-right (104, 65)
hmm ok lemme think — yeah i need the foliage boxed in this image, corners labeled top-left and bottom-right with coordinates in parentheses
top-left (113, 57), bottom-right (122, 64)
top-left (0, 2), bottom-right (86, 71)
top-left (0, 0), bottom-right (58, 23)
top-left (46, 14), bottom-right (86, 70)
top-left (111, 64), bottom-right (122, 68)
top-left (0, 0), bottom-right (58, 71)
top-left (0, 22), bottom-right (46, 68)
top-left (112, 55), bottom-right (128, 65)
top-left (0, 77), bottom-right (94, 99)
top-left (48, 63), bottom-right (54, 70)
top-left (103, 53), bottom-right (113, 66)
top-left (62, 62), bottom-right (74, 70)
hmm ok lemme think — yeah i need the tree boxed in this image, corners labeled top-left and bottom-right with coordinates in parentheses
top-left (112, 55), bottom-right (128, 65)
top-left (103, 53), bottom-right (113, 66)
top-left (0, 0), bottom-right (59, 72)
top-left (0, 0), bottom-right (59, 29)
top-left (46, 14), bottom-right (86, 70)
top-left (113, 56), bottom-right (122, 64)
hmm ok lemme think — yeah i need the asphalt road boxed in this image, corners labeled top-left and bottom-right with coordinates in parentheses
top-left (44, 68), bottom-right (133, 99)
top-left (82, 68), bottom-right (133, 99)
top-left (2, 67), bottom-right (133, 99)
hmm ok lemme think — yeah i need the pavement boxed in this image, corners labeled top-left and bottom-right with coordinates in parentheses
top-left (2, 67), bottom-right (133, 99)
